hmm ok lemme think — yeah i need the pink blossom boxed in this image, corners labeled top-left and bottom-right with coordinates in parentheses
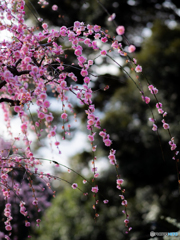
top-left (149, 118), bottom-right (155, 122)
top-left (92, 167), bottom-right (97, 172)
top-left (88, 60), bottom-right (93, 65)
top-left (101, 37), bottom-right (108, 43)
top-left (133, 58), bottom-right (137, 64)
top-left (46, 115), bottom-right (54, 122)
top-left (152, 124), bottom-right (157, 131)
top-left (32, 199), bottom-right (38, 205)
top-left (88, 132), bottom-right (96, 142)
top-left (21, 123), bottom-right (27, 132)
top-left (36, 99), bottom-right (43, 106)
top-left (91, 146), bottom-right (96, 152)
top-left (158, 108), bottom-right (164, 114)
top-left (42, 23), bottom-right (48, 29)
top-left (32, 66), bottom-right (38, 74)
top-left (99, 131), bottom-right (106, 138)
top-left (135, 65), bottom-right (142, 73)
top-left (77, 56), bottom-right (86, 64)
top-left (148, 85), bottom-right (154, 91)
top-left (52, 5), bottom-right (58, 11)
top-left (103, 199), bottom-right (109, 204)
top-left (74, 21), bottom-right (81, 28)
top-left (163, 123), bottom-right (169, 129)
top-left (88, 135), bottom-right (94, 142)
top-left (80, 69), bottom-right (88, 77)
top-left (84, 77), bottom-right (90, 84)
top-left (110, 159), bottom-right (116, 165)
top-left (116, 26), bottom-right (125, 35)
top-left (104, 138), bottom-right (112, 146)
top-left (14, 106), bottom-right (21, 113)
top-left (94, 33), bottom-right (101, 39)
top-left (87, 24), bottom-right (93, 30)
top-left (76, 92), bottom-right (82, 99)
top-left (72, 183), bottom-right (78, 189)
top-left (128, 45), bottom-right (136, 53)
top-left (92, 41), bottom-right (98, 49)
top-left (83, 180), bottom-right (87, 184)
top-left (94, 25), bottom-right (101, 32)
top-left (148, 85), bottom-right (158, 94)
top-left (25, 222), bottom-right (31, 227)
top-left (142, 96), bottom-right (150, 104)
top-left (100, 50), bottom-right (107, 55)
top-left (111, 40), bottom-right (119, 49)
top-left (43, 100), bottom-right (50, 108)
top-left (163, 112), bottom-right (167, 117)
top-left (84, 38), bottom-right (91, 45)
top-left (60, 81), bottom-right (67, 89)
top-left (85, 92), bottom-right (92, 100)
top-left (38, 112), bottom-right (45, 119)
top-left (121, 200), bottom-right (128, 206)
top-left (5, 203), bottom-right (11, 209)
top-left (35, 122), bottom-right (39, 127)
top-left (108, 13), bottom-right (116, 21)
top-left (91, 186), bottom-right (99, 193)
top-left (61, 113), bottom-right (68, 119)
top-left (153, 88), bottom-right (158, 94)
top-left (119, 195), bottom-right (124, 200)
top-left (171, 144), bottom-right (177, 151)
top-left (1, 174), bottom-right (8, 180)
top-left (117, 179), bottom-right (124, 185)
top-left (5, 225), bottom-right (12, 231)
top-left (108, 154), bottom-right (115, 160)
top-left (39, 93), bottom-right (47, 100)
top-left (4, 70), bottom-right (12, 78)
top-left (74, 49), bottom-right (82, 56)
top-left (124, 219), bottom-right (129, 224)
top-left (60, 27), bottom-right (67, 36)
top-left (88, 119), bottom-right (95, 126)
top-left (14, 51), bottom-right (21, 58)
top-left (156, 102), bottom-right (162, 108)
top-left (94, 173), bottom-right (99, 178)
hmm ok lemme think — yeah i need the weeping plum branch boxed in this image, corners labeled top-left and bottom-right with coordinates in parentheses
top-left (0, 0), bottom-right (179, 239)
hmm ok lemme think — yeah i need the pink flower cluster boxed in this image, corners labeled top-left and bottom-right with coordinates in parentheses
top-left (1, 0), bottom-right (176, 235)
top-left (108, 149), bottom-right (117, 165)
top-left (169, 138), bottom-right (177, 151)
top-left (99, 130), bottom-right (112, 147)
top-left (4, 203), bottom-right (12, 232)
top-left (142, 95), bottom-right (150, 104)
top-left (148, 84), bottom-right (158, 94)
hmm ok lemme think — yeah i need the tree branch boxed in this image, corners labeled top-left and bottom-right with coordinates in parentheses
top-left (0, 98), bottom-right (20, 106)
top-left (0, 81), bottom-right (7, 89)
top-left (7, 65), bottom-right (30, 76)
